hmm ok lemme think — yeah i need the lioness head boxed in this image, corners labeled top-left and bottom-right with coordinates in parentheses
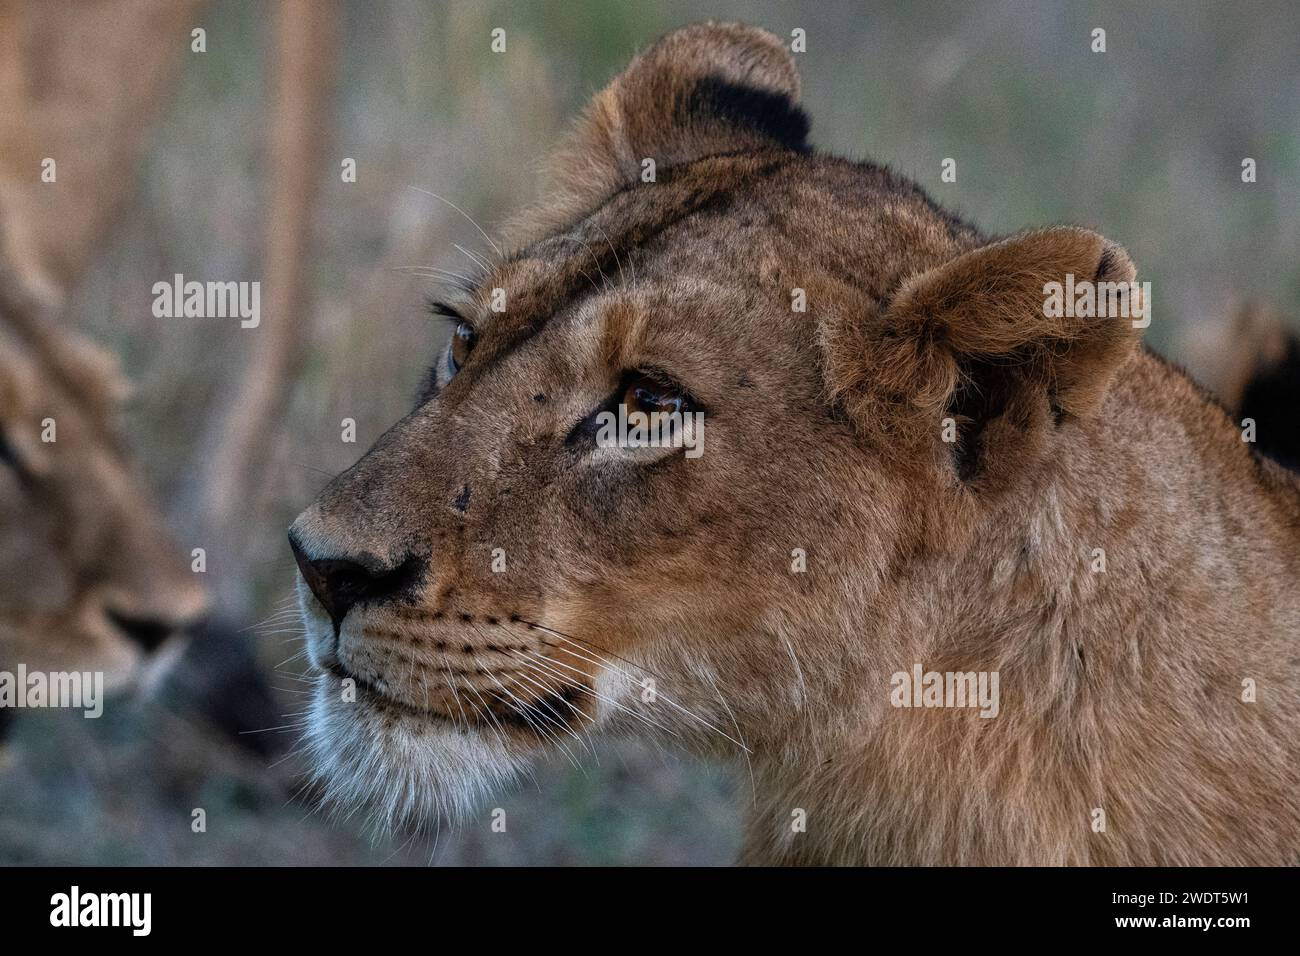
top-left (0, 280), bottom-right (207, 698)
top-left (291, 23), bottom-right (1142, 831)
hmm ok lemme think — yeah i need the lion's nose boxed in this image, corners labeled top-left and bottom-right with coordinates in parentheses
top-left (107, 610), bottom-right (180, 652)
top-left (289, 532), bottom-right (421, 628)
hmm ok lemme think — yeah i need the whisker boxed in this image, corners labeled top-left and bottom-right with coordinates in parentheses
top-left (707, 673), bottom-right (756, 806)
top-left (275, 648), bottom-right (310, 668)
top-left (240, 721), bottom-right (309, 735)
top-left (452, 242), bottom-right (493, 275)
top-left (460, 679), bottom-right (513, 752)
top-left (549, 235), bottom-right (607, 297)
top-left (508, 648), bottom-right (677, 739)
top-left (468, 623), bottom-right (583, 748)
top-left (484, 671), bottom-right (582, 771)
top-left (523, 621), bottom-right (750, 752)
top-left (441, 665), bottom-right (472, 732)
top-left (406, 186), bottom-right (503, 259)
top-left (591, 220), bottom-right (628, 288)
top-left (242, 608), bottom-right (304, 633)
top-left (511, 669), bottom-right (600, 759)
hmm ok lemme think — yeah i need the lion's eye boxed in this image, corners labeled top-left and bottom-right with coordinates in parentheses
top-left (450, 321), bottom-right (477, 371)
top-left (622, 374), bottom-right (691, 417)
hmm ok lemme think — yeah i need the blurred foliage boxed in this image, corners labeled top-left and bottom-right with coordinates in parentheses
top-left (7, 0), bottom-right (1298, 864)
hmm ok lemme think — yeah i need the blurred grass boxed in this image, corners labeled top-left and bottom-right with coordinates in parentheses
top-left (0, 690), bottom-right (739, 865)
top-left (6, 0), bottom-right (1297, 865)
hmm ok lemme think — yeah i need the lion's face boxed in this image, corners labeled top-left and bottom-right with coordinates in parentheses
top-left (292, 23), bottom-right (1140, 830)
top-left (0, 304), bottom-right (207, 692)
top-left (292, 165), bottom-right (896, 824)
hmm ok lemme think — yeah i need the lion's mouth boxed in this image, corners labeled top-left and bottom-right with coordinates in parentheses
top-left (322, 660), bottom-right (444, 720)
top-left (321, 658), bottom-right (593, 736)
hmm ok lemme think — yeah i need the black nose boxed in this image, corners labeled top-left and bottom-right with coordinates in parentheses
top-left (289, 534), bottom-right (421, 629)
top-left (107, 611), bottom-right (177, 652)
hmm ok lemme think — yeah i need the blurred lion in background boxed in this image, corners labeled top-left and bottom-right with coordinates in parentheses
top-left (1182, 300), bottom-right (1300, 471)
top-left (0, 264), bottom-right (207, 736)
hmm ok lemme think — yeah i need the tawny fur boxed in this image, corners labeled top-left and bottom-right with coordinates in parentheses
top-left (293, 22), bottom-right (1300, 865)
top-left (0, 261), bottom-right (206, 686)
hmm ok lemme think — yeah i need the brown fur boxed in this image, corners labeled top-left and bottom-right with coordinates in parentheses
top-left (0, 262), bottom-right (206, 691)
top-left (292, 23), bottom-right (1300, 863)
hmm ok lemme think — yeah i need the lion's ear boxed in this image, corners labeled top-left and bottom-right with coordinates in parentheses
top-left (512, 22), bottom-right (807, 240)
top-left (829, 227), bottom-right (1143, 485)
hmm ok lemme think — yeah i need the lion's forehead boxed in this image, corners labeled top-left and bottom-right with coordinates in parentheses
top-left (470, 154), bottom-right (974, 353)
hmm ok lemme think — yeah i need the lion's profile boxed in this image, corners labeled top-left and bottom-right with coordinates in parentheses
top-left (291, 22), bottom-right (1300, 864)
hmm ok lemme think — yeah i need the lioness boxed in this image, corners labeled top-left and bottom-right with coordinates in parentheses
top-left (0, 269), bottom-right (207, 733)
top-left (291, 23), bottom-right (1300, 865)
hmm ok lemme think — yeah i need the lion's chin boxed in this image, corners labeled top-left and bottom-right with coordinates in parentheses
top-left (302, 676), bottom-right (531, 835)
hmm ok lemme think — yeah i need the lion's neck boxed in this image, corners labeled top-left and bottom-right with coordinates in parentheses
top-left (741, 351), bottom-right (1300, 865)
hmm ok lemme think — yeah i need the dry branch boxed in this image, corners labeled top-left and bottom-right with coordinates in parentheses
top-left (192, 0), bottom-right (337, 607)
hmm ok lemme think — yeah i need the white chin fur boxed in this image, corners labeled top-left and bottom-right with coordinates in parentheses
top-left (302, 677), bottom-right (531, 835)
